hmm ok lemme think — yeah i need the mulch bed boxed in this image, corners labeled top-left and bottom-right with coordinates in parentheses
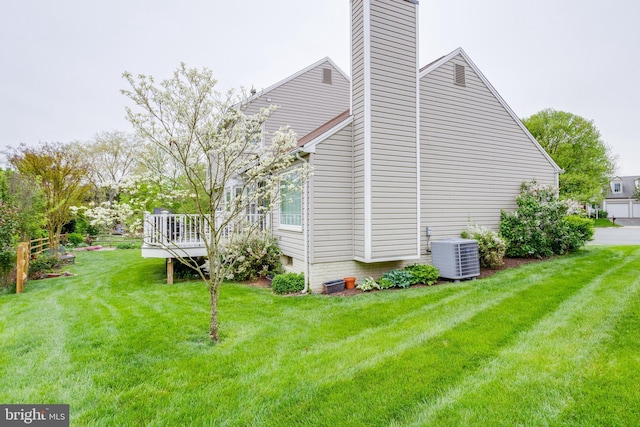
top-left (247, 257), bottom-right (549, 296)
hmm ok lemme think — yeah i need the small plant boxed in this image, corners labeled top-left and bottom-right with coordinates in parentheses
top-left (404, 264), bottom-right (439, 286)
top-left (461, 225), bottom-right (506, 269)
top-left (28, 255), bottom-right (59, 280)
top-left (381, 269), bottom-right (413, 289)
top-left (356, 277), bottom-right (381, 292)
top-left (272, 272), bottom-right (305, 294)
top-left (377, 277), bottom-right (394, 289)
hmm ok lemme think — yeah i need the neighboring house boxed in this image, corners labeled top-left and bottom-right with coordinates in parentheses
top-left (602, 176), bottom-right (640, 219)
top-left (143, 0), bottom-right (561, 292)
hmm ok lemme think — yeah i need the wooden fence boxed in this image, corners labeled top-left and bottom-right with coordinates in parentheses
top-left (29, 236), bottom-right (52, 257)
top-left (14, 236), bottom-right (59, 294)
top-left (15, 242), bottom-right (29, 294)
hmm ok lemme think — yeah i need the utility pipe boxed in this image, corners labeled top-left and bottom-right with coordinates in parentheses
top-left (296, 152), bottom-right (310, 294)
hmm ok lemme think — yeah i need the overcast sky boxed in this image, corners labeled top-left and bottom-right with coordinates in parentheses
top-left (1, 0), bottom-right (638, 175)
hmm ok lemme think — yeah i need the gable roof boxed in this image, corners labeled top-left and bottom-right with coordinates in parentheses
top-left (295, 109), bottom-right (352, 154)
top-left (421, 48), bottom-right (562, 174)
top-left (246, 57), bottom-right (350, 104)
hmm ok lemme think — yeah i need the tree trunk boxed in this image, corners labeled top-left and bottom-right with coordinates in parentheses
top-left (209, 279), bottom-right (221, 343)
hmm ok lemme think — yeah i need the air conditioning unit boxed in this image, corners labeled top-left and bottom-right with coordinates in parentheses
top-left (431, 238), bottom-right (480, 281)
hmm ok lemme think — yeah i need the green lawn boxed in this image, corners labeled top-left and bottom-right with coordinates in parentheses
top-left (593, 218), bottom-right (619, 227)
top-left (1, 247), bottom-right (639, 426)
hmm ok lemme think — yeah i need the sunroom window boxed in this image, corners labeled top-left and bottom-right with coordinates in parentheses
top-left (279, 171), bottom-right (302, 228)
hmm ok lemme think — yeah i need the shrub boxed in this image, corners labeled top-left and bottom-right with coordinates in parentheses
top-left (28, 255), bottom-right (59, 280)
top-left (272, 272), bottom-right (305, 294)
top-left (222, 233), bottom-right (284, 281)
top-left (461, 225), bottom-right (506, 269)
top-left (500, 181), bottom-right (592, 258)
top-left (116, 242), bottom-right (137, 250)
top-left (552, 215), bottom-right (594, 254)
top-left (0, 200), bottom-right (19, 289)
top-left (66, 232), bottom-right (85, 247)
top-left (356, 277), bottom-right (381, 292)
top-left (381, 269), bottom-right (413, 289)
top-left (589, 209), bottom-right (608, 219)
top-left (404, 264), bottom-right (439, 285)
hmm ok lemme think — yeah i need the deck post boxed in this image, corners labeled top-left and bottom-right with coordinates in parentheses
top-left (167, 258), bottom-right (174, 285)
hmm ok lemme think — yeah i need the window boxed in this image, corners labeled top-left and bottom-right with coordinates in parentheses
top-left (454, 63), bottom-right (466, 86)
top-left (279, 172), bottom-right (302, 228)
top-left (613, 182), bottom-right (622, 193)
top-left (322, 68), bottom-right (332, 84)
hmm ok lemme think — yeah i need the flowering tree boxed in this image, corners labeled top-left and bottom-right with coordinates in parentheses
top-left (500, 181), bottom-right (593, 258)
top-left (74, 131), bottom-right (144, 203)
top-left (122, 63), bottom-right (300, 343)
top-left (73, 202), bottom-right (135, 236)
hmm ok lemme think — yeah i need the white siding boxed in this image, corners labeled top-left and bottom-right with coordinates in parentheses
top-left (244, 60), bottom-right (350, 141)
top-left (420, 54), bottom-right (558, 240)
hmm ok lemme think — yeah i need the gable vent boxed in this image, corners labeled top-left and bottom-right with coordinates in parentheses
top-left (322, 68), bottom-right (332, 84)
top-left (454, 63), bottom-right (466, 86)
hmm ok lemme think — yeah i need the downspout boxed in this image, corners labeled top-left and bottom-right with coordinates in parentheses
top-left (296, 152), bottom-right (310, 294)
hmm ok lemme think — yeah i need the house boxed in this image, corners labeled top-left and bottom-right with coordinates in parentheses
top-left (143, 0), bottom-right (561, 291)
top-left (602, 176), bottom-right (640, 219)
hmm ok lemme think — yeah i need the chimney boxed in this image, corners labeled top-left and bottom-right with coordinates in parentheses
top-left (351, 0), bottom-right (420, 262)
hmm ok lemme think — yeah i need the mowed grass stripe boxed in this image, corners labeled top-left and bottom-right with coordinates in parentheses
top-left (228, 250), bottom-right (624, 425)
top-left (556, 286), bottom-right (640, 425)
top-left (398, 246), bottom-right (640, 427)
top-left (258, 257), bottom-right (598, 425)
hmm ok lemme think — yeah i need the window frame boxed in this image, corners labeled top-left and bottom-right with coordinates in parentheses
top-left (613, 182), bottom-right (622, 193)
top-left (278, 171), bottom-right (303, 231)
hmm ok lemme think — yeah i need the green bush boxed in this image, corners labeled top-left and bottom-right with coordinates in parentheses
top-left (272, 272), bottom-right (305, 294)
top-left (28, 255), bottom-right (59, 280)
top-left (588, 209), bottom-right (608, 219)
top-left (116, 242), bottom-right (137, 250)
top-left (404, 264), bottom-right (439, 285)
top-left (222, 233), bottom-right (283, 281)
top-left (553, 215), bottom-right (594, 254)
top-left (0, 200), bottom-right (19, 289)
top-left (461, 225), bottom-right (506, 269)
top-left (381, 269), bottom-right (413, 289)
top-left (500, 181), bottom-right (592, 258)
top-left (65, 232), bottom-right (85, 247)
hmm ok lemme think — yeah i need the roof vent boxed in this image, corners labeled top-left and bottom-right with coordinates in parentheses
top-left (454, 63), bottom-right (466, 86)
top-left (322, 68), bottom-right (332, 84)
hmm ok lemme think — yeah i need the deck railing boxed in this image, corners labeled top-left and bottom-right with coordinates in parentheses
top-left (143, 212), bottom-right (270, 248)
